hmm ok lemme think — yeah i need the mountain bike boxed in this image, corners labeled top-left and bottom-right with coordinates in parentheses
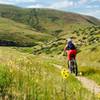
top-left (68, 54), bottom-right (78, 76)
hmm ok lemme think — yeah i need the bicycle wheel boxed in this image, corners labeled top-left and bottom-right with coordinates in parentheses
top-left (69, 60), bottom-right (74, 73)
top-left (73, 60), bottom-right (78, 76)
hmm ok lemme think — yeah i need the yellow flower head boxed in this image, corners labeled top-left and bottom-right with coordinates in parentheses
top-left (96, 92), bottom-right (100, 98)
top-left (61, 68), bottom-right (69, 79)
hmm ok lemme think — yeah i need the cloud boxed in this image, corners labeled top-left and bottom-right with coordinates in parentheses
top-left (0, 0), bottom-right (14, 4)
top-left (76, 0), bottom-right (88, 6)
top-left (48, 1), bottom-right (74, 9)
top-left (79, 0), bottom-right (88, 4)
top-left (79, 9), bottom-right (100, 18)
top-left (48, 0), bottom-right (89, 9)
top-left (26, 4), bottom-right (44, 8)
top-left (91, 0), bottom-right (100, 2)
top-left (26, 0), bottom-right (75, 9)
top-left (0, 0), bottom-right (36, 4)
top-left (15, 0), bottom-right (36, 3)
top-left (86, 5), bottom-right (100, 8)
top-left (0, 0), bottom-right (89, 9)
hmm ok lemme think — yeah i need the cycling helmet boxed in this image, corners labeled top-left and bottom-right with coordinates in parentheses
top-left (67, 38), bottom-right (72, 43)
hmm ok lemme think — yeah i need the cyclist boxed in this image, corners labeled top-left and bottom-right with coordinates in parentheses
top-left (64, 38), bottom-right (78, 74)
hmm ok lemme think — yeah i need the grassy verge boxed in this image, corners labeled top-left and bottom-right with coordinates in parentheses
top-left (79, 66), bottom-right (100, 85)
top-left (0, 47), bottom-right (98, 100)
top-left (78, 44), bottom-right (100, 86)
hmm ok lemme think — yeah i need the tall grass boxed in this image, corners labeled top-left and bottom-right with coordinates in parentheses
top-left (79, 66), bottom-right (100, 85)
top-left (0, 47), bottom-right (98, 100)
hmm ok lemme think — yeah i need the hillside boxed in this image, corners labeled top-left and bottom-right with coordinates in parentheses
top-left (0, 17), bottom-right (53, 46)
top-left (0, 4), bottom-right (100, 34)
top-left (27, 25), bottom-right (100, 55)
top-left (0, 4), bottom-right (100, 60)
top-left (0, 4), bottom-right (100, 47)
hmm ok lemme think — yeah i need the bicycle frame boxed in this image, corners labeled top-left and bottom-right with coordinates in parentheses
top-left (68, 54), bottom-right (78, 76)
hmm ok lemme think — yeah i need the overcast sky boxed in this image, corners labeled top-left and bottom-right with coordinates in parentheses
top-left (0, 0), bottom-right (100, 18)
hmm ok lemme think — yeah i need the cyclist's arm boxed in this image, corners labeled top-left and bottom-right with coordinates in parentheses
top-left (64, 45), bottom-right (68, 51)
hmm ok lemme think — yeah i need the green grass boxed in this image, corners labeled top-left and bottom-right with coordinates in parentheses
top-left (77, 43), bottom-right (100, 67)
top-left (79, 66), bottom-right (100, 86)
top-left (77, 44), bottom-right (100, 86)
top-left (0, 47), bottom-right (97, 100)
top-left (0, 17), bottom-right (53, 46)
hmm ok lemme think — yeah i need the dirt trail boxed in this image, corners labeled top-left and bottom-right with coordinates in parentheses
top-left (53, 64), bottom-right (100, 94)
top-left (76, 76), bottom-right (100, 94)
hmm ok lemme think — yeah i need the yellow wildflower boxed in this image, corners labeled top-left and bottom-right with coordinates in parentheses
top-left (96, 92), bottom-right (100, 98)
top-left (61, 68), bottom-right (69, 79)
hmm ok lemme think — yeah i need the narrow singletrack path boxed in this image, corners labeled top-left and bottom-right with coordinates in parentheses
top-left (76, 76), bottom-right (100, 94)
top-left (53, 64), bottom-right (100, 94)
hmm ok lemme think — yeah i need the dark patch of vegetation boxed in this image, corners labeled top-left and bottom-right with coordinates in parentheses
top-left (0, 40), bottom-right (16, 46)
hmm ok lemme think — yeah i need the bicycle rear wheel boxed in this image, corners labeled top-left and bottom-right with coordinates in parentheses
top-left (68, 59), bottom-right (78, 76)
top-left (73, 60), bottom-right (78, 76)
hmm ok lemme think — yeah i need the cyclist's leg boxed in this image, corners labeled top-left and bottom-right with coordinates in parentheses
top-left (71, 50), bottom-right (78, 76)
top-left (67, 60), bottom-right (69, 69)
top-left (67, 50), bottom-right (72, 72)
top-left (69, 60), bottom-right (72, 73)
top-left (74, 59), bottom-right (78, 76)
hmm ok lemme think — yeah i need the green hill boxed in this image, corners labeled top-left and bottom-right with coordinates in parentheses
top-left (0, 17), bottom-right (53, 46)
top-left (0, 4), bottom-right (100, 65)
top-left (0, 4), bottom-right (100, 47)
top-left (29, 25), bottom-right (100, 55)
top-left (0, 4), bottom-right (100, 34)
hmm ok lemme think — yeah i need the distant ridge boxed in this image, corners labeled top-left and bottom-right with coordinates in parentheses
top-left (0, 4), bottom-right (100, 28)
top-left (0, 4), bottom-right (100, 46)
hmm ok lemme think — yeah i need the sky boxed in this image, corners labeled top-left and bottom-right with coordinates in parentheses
top-left (0, 0), bottom-right (100, 19)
